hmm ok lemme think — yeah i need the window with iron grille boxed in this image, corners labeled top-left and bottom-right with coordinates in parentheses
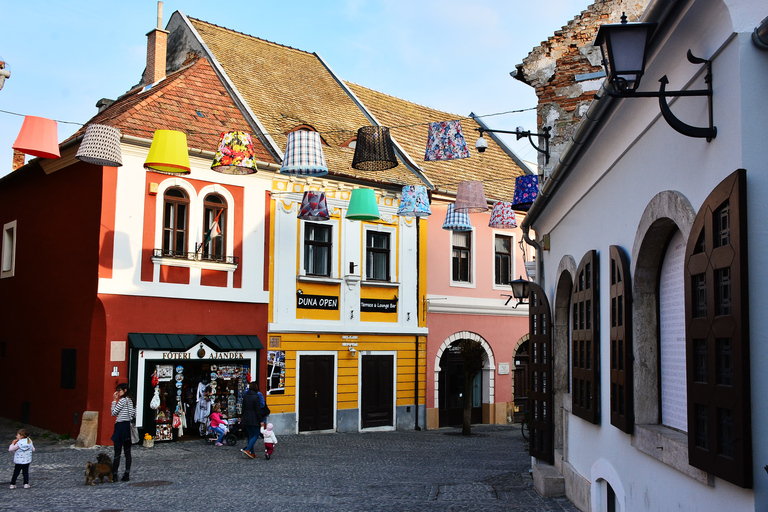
top-left (494, 234), bottom-right (512, 285)
top-left (304, 223), bottom-right (332, 277)
top-left (685, 169), bottom-right (751, 488)
top-left (162, 188), bottom-right (189, 257)
top-left (202, 194), bottom-right (227, 261)
top-left (571, 250), bottom-right (600, 424)
top-left (609, 245), bottom-right (633, 433)
top-left (452, 231), bottom-right (471, 282)
top-left (366, 231), bottom-right (390, 281)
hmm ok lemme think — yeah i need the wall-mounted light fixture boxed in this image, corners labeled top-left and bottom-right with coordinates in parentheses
top-left (594, 13), bottom-right (716, 141)
top-left (297, 289), bottom-right (303, 295)
top-left (502, 276), bottom-right (530, 308)
top-left (475, 126), bottom-right (551, 164)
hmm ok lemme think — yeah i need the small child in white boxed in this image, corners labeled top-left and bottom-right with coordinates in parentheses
top-left (9, 429), bottom-right (35, 489)
top-left (260, 422), bottom-right (277, 460)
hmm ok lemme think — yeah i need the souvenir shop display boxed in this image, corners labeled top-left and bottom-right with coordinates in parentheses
top-left (267, 351), bottom-right (285, 395)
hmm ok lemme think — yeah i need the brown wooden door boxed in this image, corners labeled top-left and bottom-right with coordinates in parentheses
top-left (361, 355), bottom-right (394, 428)
top-left (298, 355), bottom-right (334, 432)
top-left (529, 282), bottom-right (554, 463)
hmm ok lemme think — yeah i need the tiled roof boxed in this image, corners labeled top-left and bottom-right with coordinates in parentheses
top-left (345, 82), bottom-right (527, 201)
top-left (188, 18), bottom-right (425, 188)
top-left (67, 57), bottom-right (274, 163)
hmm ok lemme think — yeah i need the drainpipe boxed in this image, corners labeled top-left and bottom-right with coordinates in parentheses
top-left (414, 219), bottom-right (422, 430)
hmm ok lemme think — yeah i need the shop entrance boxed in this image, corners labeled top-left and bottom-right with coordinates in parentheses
top-left (438, 344), bottom-right (483, 427)
top-left (298, 355), bottom-right (334, 432)
top-left (361, 354), bottom-right (394, 429)
top-left (142, 360), bottom-right (250, 441)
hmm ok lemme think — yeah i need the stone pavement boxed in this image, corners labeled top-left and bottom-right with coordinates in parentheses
top-left (0, 417), bottom-right (578, 512)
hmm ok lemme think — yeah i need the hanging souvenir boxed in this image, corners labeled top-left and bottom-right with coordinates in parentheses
top-left (175, 365), bottom-right (184, 373)
top-left (173, 413), bottom-right (181, 429)
top-left (150, 387), bottom-right (161, 410)
top-left (151, 372), bottom-right (159, 388)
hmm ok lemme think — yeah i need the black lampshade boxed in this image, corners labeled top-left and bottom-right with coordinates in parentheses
top-left (351, 126), bottom-right (398, 171)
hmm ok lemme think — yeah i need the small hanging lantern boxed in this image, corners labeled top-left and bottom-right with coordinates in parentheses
top-left (12, 116), bottom-right (60, 159)
top-left (298, 191), bottom-right (330, 221)
top-left (76, 124), bottom-right (123, 167)
top-left (441, 203), bottom-right (472, 231)
top-left (280, 131), bottom-right (328, 176)
top-left (397, 185), bottom-right (431, 217)
top-left (211, 131), bottom-right (258, 174)
top-left (144, 130), bottom-right (191, 175)
top-left (346, 188), bottom-right (380, 221)
top-left (488, 201), bottom-right (518, 229)
top-left (511, 175), bottom-right (539, 212)
top-left (454, 180), bottom-right (488, 212)
top-left (351, 126), bottom-right (398, 171)
top-left (424, 120), bottom-right (470, 161)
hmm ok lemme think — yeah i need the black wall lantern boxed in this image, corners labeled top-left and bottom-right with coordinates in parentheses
top-left (594, 13), bottom-right (716, 141)
top-left (503, 276), bottom-right (530, 308)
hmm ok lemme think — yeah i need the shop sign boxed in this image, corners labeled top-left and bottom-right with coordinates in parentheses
top-left (296, 294), bottom-right (339, 310)
top-left (360, 298), bottom-right (398, 313)
top-left (162, 351), bottom-right (246, 360)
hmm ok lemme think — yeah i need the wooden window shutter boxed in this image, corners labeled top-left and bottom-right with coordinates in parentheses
top-left (609, 245), bottom-right (633, 433)
top-left (685, 169), bottom-right (751, 488)
top-left (528, 281), bottom-right (554, 463)
top-left (571, 250), bottom-right (600, 424)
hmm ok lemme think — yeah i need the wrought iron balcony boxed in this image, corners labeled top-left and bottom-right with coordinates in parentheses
top-left (152, 248), bottom-right (239, 266)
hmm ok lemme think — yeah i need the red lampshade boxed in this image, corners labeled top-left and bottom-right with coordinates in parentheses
top-left (12, 116), bottom-right (60, 159)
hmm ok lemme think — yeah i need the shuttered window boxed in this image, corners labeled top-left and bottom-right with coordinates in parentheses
top-left (685, 169), bottom-right (751, 488)
top-left (609, 245), bottom-right (633, 433)
top-left (571, 250), bottom-right (600, 424)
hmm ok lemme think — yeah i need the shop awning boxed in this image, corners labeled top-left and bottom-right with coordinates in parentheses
top-left (128, 333), bottom-right (263, 351)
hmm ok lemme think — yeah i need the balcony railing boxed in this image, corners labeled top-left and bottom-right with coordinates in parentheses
top-left (152, 249), bottom-right (239, 266)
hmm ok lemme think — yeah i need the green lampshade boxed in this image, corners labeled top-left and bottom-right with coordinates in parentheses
top-left (346, 188), bottom-right (380, 221)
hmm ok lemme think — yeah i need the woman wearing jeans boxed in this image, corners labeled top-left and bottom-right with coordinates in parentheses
top-left (111, 383), bottom-right (136, 481)
top-left (239, 382), bottom-right (265, 459)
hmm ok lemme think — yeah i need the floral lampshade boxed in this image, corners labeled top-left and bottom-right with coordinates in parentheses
top-left (144, 130), bottom-right (191, 175)
top-left (488, 201), bottom-right (518, 229)
top-left (298, 191), bottom-right (330, 221)
top-left (12, 116), bottom-right (60, 159)
top-left (76, 124), bottom-right (123, 167)
top-left (351, 126), bottom-right (398, 171)
top-left (280, 130), bottom-right (328, 176)
top-left (424, 120), bottom-right (470, 161)
top-left (346, 188), bottom-right (380, 221)
top-left (511, 175), bottom-right (539, 211)
top-left (442, 203), bottom-right (472, 231)
top-left (454, 180), bottom-right (488, 212)
top-left (397, 185), bottom-right (431, 217)
top-left (211, 131), bottom-right (258, 174)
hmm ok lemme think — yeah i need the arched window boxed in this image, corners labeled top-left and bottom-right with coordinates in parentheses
top-left (201, 194), bottom-right (227, 261)
top-left (162, 188), bottom-right (189, 257)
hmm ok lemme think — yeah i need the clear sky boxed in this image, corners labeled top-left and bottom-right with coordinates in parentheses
top-left (0, 0), bottom-right (592, 177)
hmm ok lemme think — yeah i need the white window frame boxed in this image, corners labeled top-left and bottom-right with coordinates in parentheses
top-left (491, 231), bottom-right (516, 291)
top-left (1, 220), bottom-right (17, 279)
top-left (362, 224), bottom-right (397, 284)
top-left (298, 217), bottom-right (340, 280)
top-left (449, 228), bottom-right (475, 288)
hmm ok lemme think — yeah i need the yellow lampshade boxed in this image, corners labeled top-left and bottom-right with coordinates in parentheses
top-left (144, 130), bottom-right (191, 175)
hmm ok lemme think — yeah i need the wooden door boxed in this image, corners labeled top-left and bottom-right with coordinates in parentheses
top-left (298, 355), bottom-right (334, 432)
top-left (361, 355), bottom-right (394, 428)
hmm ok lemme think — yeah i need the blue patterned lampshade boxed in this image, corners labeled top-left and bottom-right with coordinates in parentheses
top-left (280, 130), bottom-right (329, 176)
top-left (423, 120), bottom-right (470, 161)
top-left (442, 203), bottom-right (472, 231)
top-left (397, 185), bottom-right (431, 217)
top-left (298, 191), bottom-right (330, 221)
top-left (488, 201), bottom-right (518, 229)
top-left (511, 175), bottom-right (539, 211)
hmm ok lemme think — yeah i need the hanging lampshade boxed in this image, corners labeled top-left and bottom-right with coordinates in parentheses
top-left (511, 175), bottom-right (539, 212)
top-left (346, 188), bottom-right (380, 221)
top-left (351, 126), bottom-right (398, 171)
top-left (298, 191), bottom-right (330, 221)
top-left (144, 130), bottom-right (191, 175)
top-left (280, 130), bottom-right (328, 176)
top-left (442, 203), bottom-right (472, 231)
top-left (423, 120), bottom-right (470, 161)
top-left (211, 131), bottom-right (258, 174)
top-left (75, 124), bottom-right (123, 167)
top-left (12, 116), bottom-right (60, 159)
top-left (397, 185), bottom-right (431, 217)
top-left (454, 180), bottom-right (488, 212)
top-left (488, 201), bottom-right (518, 229)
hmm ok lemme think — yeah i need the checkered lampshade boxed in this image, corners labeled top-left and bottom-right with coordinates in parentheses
top-left (488, 201), bottom-right (517, 229)
top-left (351, 126), bottom-right (398, 171)
top-left (454, 180), bottom-right (488, 212)
top-left (397, 185), bottom-right (431, 217)
top-left (280, 131), bottom-right (329, 176)
top-left (76, 124), bottom-right (123, 167)
top-left (442, 203), bottom-right (472, 231)
top-left (298, 191), bottom-right (330, 221)
top-left (211, 131), bottom-right (258, 174)
top-left (511, 175), bottom-right (539, 211)
top-left (424, 120), bottom-right (470, 161)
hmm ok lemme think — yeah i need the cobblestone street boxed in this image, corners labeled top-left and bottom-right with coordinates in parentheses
top-left (0, 420), bottom-right (578, 512)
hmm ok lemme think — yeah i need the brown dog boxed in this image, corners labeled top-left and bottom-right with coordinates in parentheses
top-left (85, 461), bottom-right (113, 485)
top-left (96, 453), bottom-right (112, 466)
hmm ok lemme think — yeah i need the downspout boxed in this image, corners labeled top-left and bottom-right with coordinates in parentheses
top-left (414, 218), bottom-right (422, 430)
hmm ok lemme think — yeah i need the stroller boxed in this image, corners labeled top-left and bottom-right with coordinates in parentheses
top-left (206, 417), bottom-right (245, 446)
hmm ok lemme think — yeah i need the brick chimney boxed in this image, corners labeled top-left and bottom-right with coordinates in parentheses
top-left (145, 1), bottom-right (169, 85)
top-left (12, 150), bottom-right (25, 171)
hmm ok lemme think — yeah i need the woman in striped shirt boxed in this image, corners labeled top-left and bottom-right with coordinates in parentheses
top-left (111, 383), bottom-right (136, 482)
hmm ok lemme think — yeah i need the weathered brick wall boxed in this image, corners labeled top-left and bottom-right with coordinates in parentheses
top-left (515, 0), bottom-right (649, 178)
